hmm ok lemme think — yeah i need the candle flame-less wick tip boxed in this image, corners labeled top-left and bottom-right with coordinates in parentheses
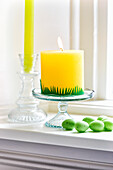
top-left (57, 36), bottom-right (64, 51)
top-left (60, 48), bottom-right (63, 51)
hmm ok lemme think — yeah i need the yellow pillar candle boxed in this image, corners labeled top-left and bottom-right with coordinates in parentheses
top-left (41, 50), bottom-right (84, 95)
top-left (24, 0), bottom-right (34, 73)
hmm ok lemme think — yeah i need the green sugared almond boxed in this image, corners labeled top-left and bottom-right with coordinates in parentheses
top-left (83, 117), bottom-right (95, 124)
top-left (75, 121), bottom-right (89, 133)
top-left (97, 116), bottom-right (108, 122)
top-left (62, 119), bottom-right (75, 130)
top-left (103, 120), bottom-right (113, 131)
top-left (89, 120), bottom-right (104, 132)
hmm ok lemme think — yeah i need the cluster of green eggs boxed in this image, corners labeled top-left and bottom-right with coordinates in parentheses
top-left (62, 116), bottom-right (113, 133)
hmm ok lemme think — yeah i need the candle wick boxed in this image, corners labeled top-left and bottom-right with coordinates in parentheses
top-left (60, 48), bottom-right (64, 51)
top-left (57, 36), bottom-right (64, 51)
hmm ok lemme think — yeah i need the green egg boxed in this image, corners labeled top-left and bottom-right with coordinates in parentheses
top-left (89, 120), bottom-right (104, 132)
top-left (97, 116), bottom-right (108, 122)
top-left (62, 119), bottom-right (75, 130)
top-left (103, 120), bottom-right (113, 131)
top-left (75, 121), bottom-right (89, 133)
top-left (83, 117), bottom-right (95, 124)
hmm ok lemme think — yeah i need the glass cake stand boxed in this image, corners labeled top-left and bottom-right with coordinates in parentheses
top-left (32, 89), bottom-right (95, 128)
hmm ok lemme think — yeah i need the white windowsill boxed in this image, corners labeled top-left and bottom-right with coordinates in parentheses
top-left (1, 100), bottom-right (113, 150)
top-left (0, 102), bottom-right (113, 169)
top-left (1, 112), bottom-right (113, 152)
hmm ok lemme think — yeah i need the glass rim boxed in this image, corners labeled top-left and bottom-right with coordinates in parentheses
top-left (18, 53), bottom-right (39, 57)
top-left (32, 88), bottom-right (95, 102)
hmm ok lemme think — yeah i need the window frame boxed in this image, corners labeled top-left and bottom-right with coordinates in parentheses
top-left (70, 0), bottom-right (110, 100)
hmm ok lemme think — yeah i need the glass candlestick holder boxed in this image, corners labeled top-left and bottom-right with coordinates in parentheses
top-left (8, 54), bottom-right (47, 123)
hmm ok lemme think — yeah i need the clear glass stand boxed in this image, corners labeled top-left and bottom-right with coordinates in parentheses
top-left (8, 54), bottom-right (47, 123)
top-left (32, 88), bottom-right (95, 128)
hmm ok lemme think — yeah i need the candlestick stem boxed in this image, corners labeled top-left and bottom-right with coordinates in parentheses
top-left (45, 102), bottom-right (71, 128)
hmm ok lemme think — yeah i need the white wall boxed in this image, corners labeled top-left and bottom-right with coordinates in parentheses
top-left (35, 0), bottom-right (70, 51)
top-left (0, 0), bottom-right (70, 105)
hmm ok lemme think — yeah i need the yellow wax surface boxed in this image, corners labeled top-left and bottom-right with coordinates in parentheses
top-left (41, 50), bottom-right (84, 95)
top-left (24, 0), bottom-right (34, 73)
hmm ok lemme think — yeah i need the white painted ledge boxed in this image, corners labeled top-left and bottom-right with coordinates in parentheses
top-left (0, 110), bottom-right (113, 152)
top-left (1, 120), bottom-right (113, 152)
top-left (0, 105), bottom-right (113, 169)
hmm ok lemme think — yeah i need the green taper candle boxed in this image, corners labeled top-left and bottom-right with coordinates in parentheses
top-left (24, 0), bottom-right (34, 73)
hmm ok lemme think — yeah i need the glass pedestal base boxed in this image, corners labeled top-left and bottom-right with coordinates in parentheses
top-left (45, 102), bottom-right (71, 128)
top-left (45, 112), bottom-right (71, 128)
top-left (8, 105), bottom-right (47, 123)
